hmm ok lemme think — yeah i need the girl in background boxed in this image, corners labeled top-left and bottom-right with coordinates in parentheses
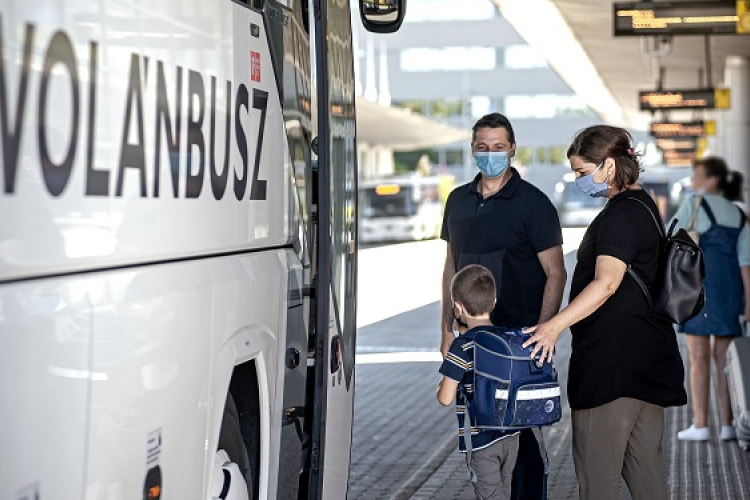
top-left (673, 157), bottom-right (750, 442)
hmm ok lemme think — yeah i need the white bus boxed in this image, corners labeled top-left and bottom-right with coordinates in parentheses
top-left (360, 176), bottom-right (443, 243)
top-left (0, 1), bottom-right (404, 499)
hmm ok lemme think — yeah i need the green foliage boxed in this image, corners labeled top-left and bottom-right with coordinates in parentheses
top-left (394, 149), bottom-right (437, 172)
top-left (515, 146), bottom-right (568, 166)
top-left (515, 147), bottom-right (534, 165)
top-left (429, 99), bottom-right (464, 118)
top-left (394, 99), bottom-right (464, 118)
top-left (395, 100), bottom-right (426, 114)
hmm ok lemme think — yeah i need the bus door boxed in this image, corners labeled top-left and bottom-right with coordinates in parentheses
top-left (307, 1), bottom-right (404, 498)
top-left (308, 0), bottom-right (357, 497)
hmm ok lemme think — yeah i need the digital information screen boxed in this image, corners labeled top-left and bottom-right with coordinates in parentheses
top-left (614, 1), bottom-right (750, 36)
top-left (662, 150), bottom-right (697, 167)
top-left (639, 88), bottom-right (730, 111)
top-left (656, 137), bottom-right (698, 151)
top-left (650, 121), bottom-right (716, 138)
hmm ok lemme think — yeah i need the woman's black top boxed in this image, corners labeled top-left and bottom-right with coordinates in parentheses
top-left (568, 189), bottom-right (687, 410)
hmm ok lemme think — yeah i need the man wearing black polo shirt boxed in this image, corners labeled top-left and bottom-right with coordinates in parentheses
top-left (440, 113), bottom-right (566, 499)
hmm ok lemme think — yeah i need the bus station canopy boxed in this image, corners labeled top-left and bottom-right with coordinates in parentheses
top-left (493, 0), bottom-right (750, 129)
top-left (356, 97), bottom-right (471, 151)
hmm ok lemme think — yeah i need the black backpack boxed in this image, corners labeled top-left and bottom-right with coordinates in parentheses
top-left (625, 197), bottom-right (706, 324)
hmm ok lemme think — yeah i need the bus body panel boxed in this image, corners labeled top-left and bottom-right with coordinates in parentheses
top-left (0, 278), bottom-right (92, 500)
top-left (0, 248), bottom-right (301, 499)
top-left (0, 0), bottom-right (379, 496)
top-left (0, 1), bottom-right (294, 284)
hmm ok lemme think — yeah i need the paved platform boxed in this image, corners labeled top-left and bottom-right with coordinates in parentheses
top-left (350, 247), bottom-right (750, 500)
top-left (407, 335), bottom-right (750, 500)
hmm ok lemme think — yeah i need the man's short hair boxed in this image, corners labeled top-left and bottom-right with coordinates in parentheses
top-left (472, 113), bottom-right (516, 145)
top-left (451, 265), bottom-right (496, 317)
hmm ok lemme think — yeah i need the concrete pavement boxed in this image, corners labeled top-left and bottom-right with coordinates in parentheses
top-left (350, 238), bottom-right (750, 500)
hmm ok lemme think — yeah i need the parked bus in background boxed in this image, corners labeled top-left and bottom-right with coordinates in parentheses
top-left (0, 1), bottom-right (404, 499)
top-left (555, 167), bottom-right (689, 227)
top-left (640, 166), bottom-right (693, 221)
top-left (360, 176), bottom-right (444, 243)
top-left (554, 173), bottom-right (607, 227)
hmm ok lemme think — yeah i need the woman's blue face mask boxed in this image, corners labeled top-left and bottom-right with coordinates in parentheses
top-left (575, 163), bottom-right (608, 198)
top-left (473, 151), bottom-right (509, 179)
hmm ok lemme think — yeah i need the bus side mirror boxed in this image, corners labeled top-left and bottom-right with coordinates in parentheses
top-left (359, 0), bottom-right (406, 33)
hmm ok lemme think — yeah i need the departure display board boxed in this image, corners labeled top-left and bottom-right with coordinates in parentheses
top-left (656, 137), bottom-right (698, 151)
top-left (614, 1), bottom-right (750, 36)
top-left (650, 121), bottom-right (716, 138)
top-left (662, 150), bottom-right (697, 167)
top-left (639, 88), bottom-right (730, 110)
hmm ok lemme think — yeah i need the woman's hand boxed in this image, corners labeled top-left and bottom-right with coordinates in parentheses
top-left (521, 255), bottom-right (625, 363)
top-left (522, 319), bottom-right (565, 363)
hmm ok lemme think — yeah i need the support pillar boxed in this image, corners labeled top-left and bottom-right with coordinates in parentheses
top-left (715, 56), bottom-right (750, 195)
top-left (374, 146), bottom-right (395, 177)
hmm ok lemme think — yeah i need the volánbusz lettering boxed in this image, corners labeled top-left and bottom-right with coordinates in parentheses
top-left (0, 18), bottom-right (268, 201)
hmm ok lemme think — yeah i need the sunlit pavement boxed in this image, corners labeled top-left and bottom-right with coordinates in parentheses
top-left (351, 231), bottom-right (750, 500)
top-left (357, 229), bottom-right (587, 331)
top-left (357, 239), bottom-right (445, 330)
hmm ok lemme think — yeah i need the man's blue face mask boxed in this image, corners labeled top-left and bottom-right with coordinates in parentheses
top-left (575, 163), bottom-right (609, 198)
top-left (473, 151), bottom-right (509, 179)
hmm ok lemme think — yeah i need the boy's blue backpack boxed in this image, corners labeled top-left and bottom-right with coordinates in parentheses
top-left (462, 326), bottom-right (561, 431)
top-left (460, 326), bottom-right (561, 483)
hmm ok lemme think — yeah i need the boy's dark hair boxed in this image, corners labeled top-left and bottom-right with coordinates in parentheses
top-left (472, 113), bottom-right (516, 145)
top-left (451, 265), bottom-right (496, 317)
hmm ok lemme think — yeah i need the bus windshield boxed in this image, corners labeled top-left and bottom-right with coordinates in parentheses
top-left (362, 186), bottom-right (416, 218)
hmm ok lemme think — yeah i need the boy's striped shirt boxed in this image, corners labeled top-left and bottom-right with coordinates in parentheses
top-left (439, 327), bottom-right (519, 453)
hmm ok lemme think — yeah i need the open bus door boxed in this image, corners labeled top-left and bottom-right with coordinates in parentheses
top-left (306, 1), bottom-right (405, 498)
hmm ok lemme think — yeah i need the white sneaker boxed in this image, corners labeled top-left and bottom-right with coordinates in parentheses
top-left (720, 425), bottom-right (736, 441)
top-left (678, 425), bottom-right (710, 441)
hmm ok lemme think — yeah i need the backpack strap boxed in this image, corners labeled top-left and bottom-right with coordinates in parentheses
top-left (623, 197), bottom-right (662, 311)
top-left (686, 195), bottom-right (702, 234)
top-left (626, 265), bottom-right (654, 311)
top-left (624, 197), bottom-right (666, 238)
top-left (460, 389), bottom-right (478, 483)
top-left (737, 206), bottom-right (746, 229)
top-left (700, 198), bottom-right (717, 225)
top-left (530, 427), bottom-right (549, 475)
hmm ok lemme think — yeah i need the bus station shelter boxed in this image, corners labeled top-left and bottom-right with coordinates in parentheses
top-left (356, 97), bottom-right (471, 179)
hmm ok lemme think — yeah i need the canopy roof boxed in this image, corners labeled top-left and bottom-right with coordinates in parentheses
top-left (493, 0), bottom-right (750, 129)
top-left (355, 98), bottom-right (471, 151)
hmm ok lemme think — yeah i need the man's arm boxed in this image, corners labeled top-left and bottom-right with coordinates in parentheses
top-left (537, 245), bottom-right (567, 323)
top-left (441, 243), bottom-right (456, 357)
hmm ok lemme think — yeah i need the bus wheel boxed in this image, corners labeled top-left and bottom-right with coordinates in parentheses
top-left (214, 393), bottom-right (254, 500)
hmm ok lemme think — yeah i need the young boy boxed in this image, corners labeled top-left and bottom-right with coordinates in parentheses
top-left (437, 264), bottom-right (520, 500)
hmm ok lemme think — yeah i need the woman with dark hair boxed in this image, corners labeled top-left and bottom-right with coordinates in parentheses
top-left (671, 157), bottom-right (750, 442)
top-left (522, 125), bottom-right (686, 500)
